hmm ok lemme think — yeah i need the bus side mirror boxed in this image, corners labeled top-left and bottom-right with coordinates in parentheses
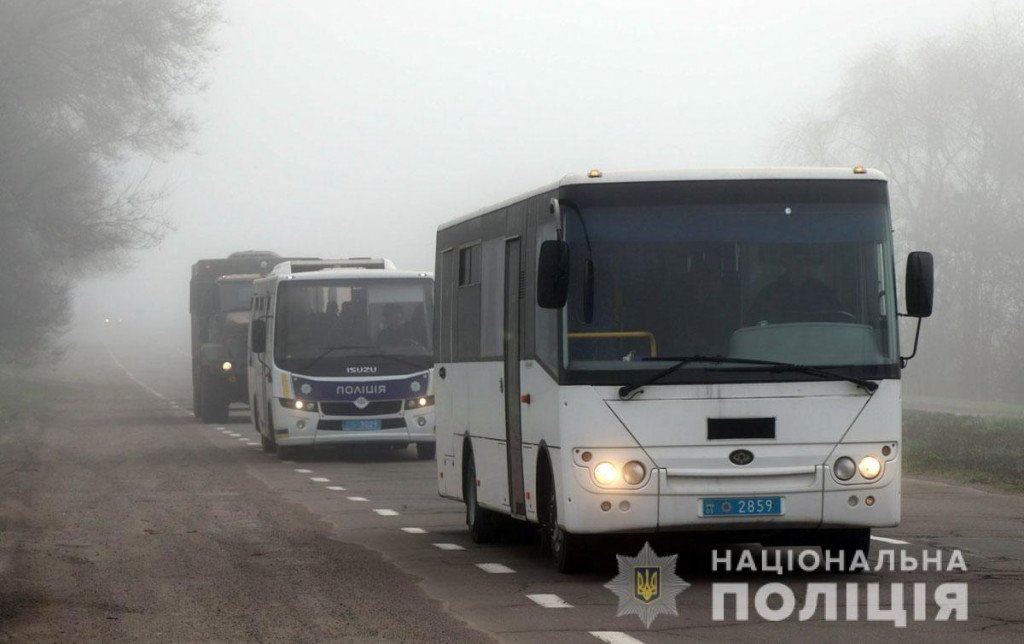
top-left (905, 251), bottom-right (933, 318)
top-left (537, 240), bottom-right (570, 309)
top-left (250, 319), bottom-right (267, 353)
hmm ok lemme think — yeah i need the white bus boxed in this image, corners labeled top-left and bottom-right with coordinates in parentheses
top-left (248, 259), bottom-right (436, 460)
top-left (433, 168), bottom-right (933, 571)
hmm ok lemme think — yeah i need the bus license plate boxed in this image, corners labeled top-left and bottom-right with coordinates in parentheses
top-left (701, 496), bottom-right (783, 517)
top-left (342, 419), bottom-right (382, 431)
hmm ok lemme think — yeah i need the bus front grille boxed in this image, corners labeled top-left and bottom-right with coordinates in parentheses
top-left (320, 400), bottom-right (403, 416)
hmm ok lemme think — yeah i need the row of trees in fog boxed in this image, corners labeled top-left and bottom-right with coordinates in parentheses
top-left (0, 0), bottom-right (218, 363)
top-left (778, 12), bottom-right (1024, 402)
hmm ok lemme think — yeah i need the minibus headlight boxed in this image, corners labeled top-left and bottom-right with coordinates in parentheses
top-left (221, 361), bottom-right (233, 371)
top-left (858, 455), bottom-right (882, 479)
top-left (593, 462), bottom-right (618, 485)
top-left (622, 461), bottom-right (646, 485)
top-left (833, 456), bottom-right (856, 481)
top-left (404, 395), bottom-right (434, 410)
top-left (279, 398), bottom-right (318, 413)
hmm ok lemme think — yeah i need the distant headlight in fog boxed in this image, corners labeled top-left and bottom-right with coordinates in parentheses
top-left (858, 456), bottom-right (882, 479)
top-left (593, 462), bottom-right (618, 485)
top-left (221, 361), bottom-right (233, 371)
top-left (834, 457), bottom-right (857, 481)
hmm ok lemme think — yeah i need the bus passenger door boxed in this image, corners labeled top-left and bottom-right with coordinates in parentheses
top-left (504, 237), bottom-right (527, 518)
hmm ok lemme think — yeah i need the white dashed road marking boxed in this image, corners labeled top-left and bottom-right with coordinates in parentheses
top-left (433, 543), bottom-right (465, 551)
top-left (228, 433), bottom-right (241, 437)
top-left (527, 594), bottom-right (573, 608)
top-left (347, 496), bottom-right (368, 502)
top-left (246, 442), bottom-right (259, 446)
top-left (590, 632), bottom-right (646, 644)
top-left (476, 563), bottom-right (515, 574)
top-left (871, 535), bottom-right (910, 545)
top-left (294, 469), bottom-right (313, 474)
top-left (326, 486), bottom-right (346, 491)
top-left (401, 527), bottom-right (427, 534)
top-left (310, 477), bottom-right (330, 483)
top-left (373, 509), bottom-right (399, 516)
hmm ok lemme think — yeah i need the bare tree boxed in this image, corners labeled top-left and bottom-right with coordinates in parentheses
top-left (775, 11), bottom-right (1024, 402)
top-left (0, 0), bottom-right (219, 363)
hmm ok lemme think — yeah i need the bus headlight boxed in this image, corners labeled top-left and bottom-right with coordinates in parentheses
top-left (278, 398), bottom-right (318, 413)
top-left (858, 456), bottom-right (882, 479)
top-left (593, 462), bottom-right (618, 485)
top-left (622, 461), bottom-right (646, 485)
top-left (221, 361), bottom-right (233, 371)
top-left (404, 395), bottom-right (434, 410)
top-left (833, 456), bottom-right (857, 481)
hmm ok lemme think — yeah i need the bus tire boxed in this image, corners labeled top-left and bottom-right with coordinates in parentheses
top-left (464, 449), bottom-right (500, 543)
top-left (539, 463), bottom-right (588, 573)
top-left (199, 373), bottom-right (229, 423)
top-left (417, 442), bottom-right (436, 460)
top-left (820, 528), bottom-right (871, 572)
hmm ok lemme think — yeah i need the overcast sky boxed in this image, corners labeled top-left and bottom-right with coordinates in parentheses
top-left (75, 0), bottom-right (985, 344)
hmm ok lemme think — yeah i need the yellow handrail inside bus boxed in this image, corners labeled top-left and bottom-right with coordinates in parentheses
top-left (568, 331), bottom-right (658, 357)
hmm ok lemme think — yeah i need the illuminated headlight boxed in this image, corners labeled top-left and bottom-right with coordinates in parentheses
top-left (593, 462), bottom-right (618, 485)
top-left (404, 395), bottom-right (434, 410)
top-left (278, 398), bottom-right (318, 413)
top-left (833, 456), bottom-right (857, 481)
top-left (858, 455), bottom-right (882, 480)
top-left (621, 461), bottom-right (646, 485)
top-left (221, 361), bottom-right (233, 371)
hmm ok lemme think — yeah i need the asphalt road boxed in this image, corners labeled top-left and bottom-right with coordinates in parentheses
top-left (2, 340), bottom-right (1022, 642)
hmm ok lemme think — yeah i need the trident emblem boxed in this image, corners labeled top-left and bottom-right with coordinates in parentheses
top-left (634, 566), bottom-right (661, 603)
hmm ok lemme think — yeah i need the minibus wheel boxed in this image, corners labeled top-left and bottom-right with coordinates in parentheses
top-left (417, 442), bottom-right (436, 460)
top-left (464, 449), bottom-right (499, 543)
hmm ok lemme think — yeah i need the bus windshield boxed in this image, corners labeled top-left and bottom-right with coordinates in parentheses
top-left (274, 278), bottom-right (433, 376)
top-left (218, 282), bottom-right (253, 312)
top-left (561, 180), bottom-right (898, 383)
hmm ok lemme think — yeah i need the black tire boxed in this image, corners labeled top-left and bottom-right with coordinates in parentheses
top-left (417, 442), bottom-right (436, 460)
top-left (464, 449), bottom-right (500, 543)
top-left (820, 528), bottom-right (871, 572)
top-left (539, 464), bottom-right (588, 573)
top-left (198, 373), bottom-right (229, 423)
top-left (262, 403), bottom-right (278, 453)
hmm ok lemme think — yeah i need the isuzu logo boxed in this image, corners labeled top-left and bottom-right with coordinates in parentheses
top-left (347, 366), bottom-right (378, 374)
top-left (729, 449), bottom-right (754, 466)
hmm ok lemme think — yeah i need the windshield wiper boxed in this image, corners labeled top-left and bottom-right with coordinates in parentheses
top-left (299, 345), bottom-right (376, 372)
top-left (618, 355), bottom-right (878, 400)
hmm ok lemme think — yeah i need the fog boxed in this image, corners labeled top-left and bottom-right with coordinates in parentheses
top-left (72, 0), bottom-right (981, 359)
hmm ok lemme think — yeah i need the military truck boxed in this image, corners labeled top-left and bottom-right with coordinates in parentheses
top-left (190, 251), bottom-right (285, 422)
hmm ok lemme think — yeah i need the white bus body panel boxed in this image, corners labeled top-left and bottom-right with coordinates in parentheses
top-left (439, 356), bottom-right (901, 536)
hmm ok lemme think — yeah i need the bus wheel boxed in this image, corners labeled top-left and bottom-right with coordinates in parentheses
top-left (540, 468), bottom-right (587, 573)
top-left (820, 528), bottom-right (871, 572)
top-left (199, 374), bottom-right (228, 423)
top-left (417, 442), bottom-right (436, 460)
top-left (464, 450), bottom-right (499, 543)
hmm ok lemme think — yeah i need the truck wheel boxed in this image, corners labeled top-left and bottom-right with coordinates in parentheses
top-left (464, 449), bottom-right (500, 543)
top-left (820, 528), bottom-right (871, 572)
top-left (417, 442), bottom-right (436, 460)
top-left (199, 373), bottom-right (229, 423)
top-left (540, 464), bottom-right (588, 573)
top-left (254, 406), bottom-right (275, 453)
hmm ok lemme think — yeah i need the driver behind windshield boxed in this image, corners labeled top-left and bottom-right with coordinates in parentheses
top-left (747, 247), bottom-right (844, 325)
top-left (376, 303), bottom-right (417, 346)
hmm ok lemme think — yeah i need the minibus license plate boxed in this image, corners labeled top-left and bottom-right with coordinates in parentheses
top-left (342, 419), bottom-right (382, 431)
top-left (701, 496), bottom-right (783, 517)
